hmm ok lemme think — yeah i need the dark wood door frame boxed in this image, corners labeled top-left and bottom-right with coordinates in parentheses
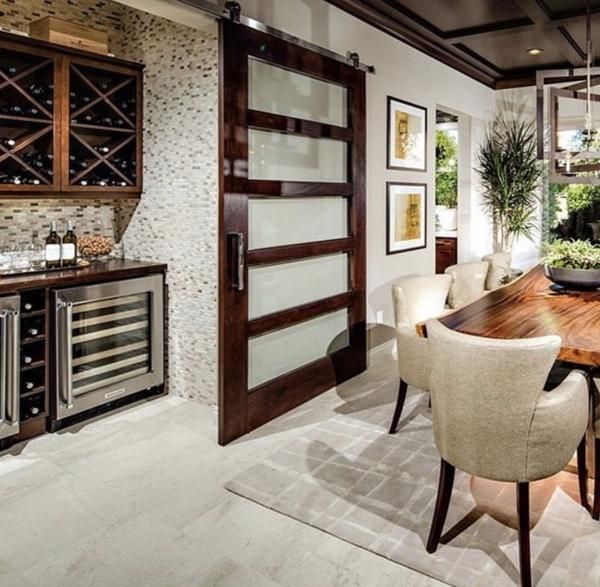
top-left (218, 20), bottom-right (367, 445)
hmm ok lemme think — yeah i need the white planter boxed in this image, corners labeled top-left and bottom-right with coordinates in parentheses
top-left (437, 207), bottom-right (458, 231)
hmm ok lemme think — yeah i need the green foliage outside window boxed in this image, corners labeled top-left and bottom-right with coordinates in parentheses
top-left (435, 130), bottom-right (458, 208)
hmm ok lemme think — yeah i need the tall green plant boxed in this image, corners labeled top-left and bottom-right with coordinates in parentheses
top-left (477, 118), bottom-right (542, 252)
top-left (435, 130), bottom-right (458, 208)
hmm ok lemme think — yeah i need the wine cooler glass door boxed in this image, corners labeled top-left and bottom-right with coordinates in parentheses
top-left (55, 275), bottom-right (164, 419)
top-left (0, 295), bottom-right (20, 440)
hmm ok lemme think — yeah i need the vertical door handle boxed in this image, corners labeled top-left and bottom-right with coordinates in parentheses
top-left (58, 301), bottom-right (74, 409)
top-left (229, 232), bottom-right (245, 291)
top-left (8, 310), bottom-right (19, 426)
top-left (0, 311), bottom-right (7, 425)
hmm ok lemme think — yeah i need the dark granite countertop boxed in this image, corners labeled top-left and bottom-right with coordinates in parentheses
top-left (0, 259), bottom-right (167, 295)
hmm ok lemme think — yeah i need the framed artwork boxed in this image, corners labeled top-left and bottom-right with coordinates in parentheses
top-left (386, 96), bottom-right (427, 171)
top-left (386, 182), bottom-right (427, 255)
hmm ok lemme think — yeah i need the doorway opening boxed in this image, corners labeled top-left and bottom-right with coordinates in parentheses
top-left (435, 109), bottom-right (459, 273)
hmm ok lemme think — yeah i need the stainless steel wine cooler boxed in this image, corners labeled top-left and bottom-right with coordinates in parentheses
top-left (54, 275), bottom-right (164, 420)
top-left (0, 295), bottom-right (20, 440)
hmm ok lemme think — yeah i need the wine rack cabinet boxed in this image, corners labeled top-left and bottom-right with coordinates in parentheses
top-left (0, 31), bottom-right (143, 198)
top-left (14, 289), bottom-right (48, 444)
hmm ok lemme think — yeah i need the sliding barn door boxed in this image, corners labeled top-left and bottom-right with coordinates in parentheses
top-left (219, 20), bottom-right (366, 445)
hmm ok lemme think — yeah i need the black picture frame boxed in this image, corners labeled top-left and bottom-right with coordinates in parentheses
top-left (386, 181), bottom-right (428, 255)
top-left (386, 96), bottom-right (428, 172)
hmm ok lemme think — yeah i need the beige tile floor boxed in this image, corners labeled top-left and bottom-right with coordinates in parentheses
top-left (0, 349), bottom-right (446, 587)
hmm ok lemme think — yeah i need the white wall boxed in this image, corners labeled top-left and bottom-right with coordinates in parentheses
top-left (240, 0), bottom-right (497, 335)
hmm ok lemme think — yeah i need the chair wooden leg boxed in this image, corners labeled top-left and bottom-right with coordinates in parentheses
top-left (593, 438), bottom-right (600, 521)
top-left (389, 379), bottom-right (408, 434)
top-left (577, 435), bottom-right (589, 511)
top-left (426, 459), bottom-right (455, 553)
top-left (517, 482), bottom-right (532, 587)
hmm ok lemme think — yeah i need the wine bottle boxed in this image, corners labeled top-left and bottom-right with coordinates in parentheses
top-left (45, 221), bottom-right (61, 269)
top-left (24, 381), bottom-right (35, 391)
top-left (23, 355), bottom-right (32, 365)
top-left (23, 302), bottom-right (33, 311)
top-left (27, 327), bottom-right (39, 337)
top-left (62, 221), bottom-right (77, 267)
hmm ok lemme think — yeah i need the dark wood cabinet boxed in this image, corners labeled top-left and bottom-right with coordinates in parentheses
top-left (0, 260), bottom-right (166, 450)
top-left (0, 32), bottom-right (143, 198)
top-left (436, 236), bottom-right (457, 274)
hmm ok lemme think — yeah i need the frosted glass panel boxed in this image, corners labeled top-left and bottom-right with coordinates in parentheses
top-left (249, 254), bottom-right (349, 319)
top-left (248, 197), bottom-right (348, 250)
top-left (249, 130), bottom-right (347, 182)
top-left (249, 58), bottom-right (347, 127)
top-left (248, 309), bottom-right (349, 388)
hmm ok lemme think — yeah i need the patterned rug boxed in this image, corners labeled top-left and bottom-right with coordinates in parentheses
top-left (225, 387), bottom-right (600, 586)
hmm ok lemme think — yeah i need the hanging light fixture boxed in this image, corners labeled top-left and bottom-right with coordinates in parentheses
top-left (541, 0), bottom-right (600, 185)
top-left (582, 0), bottom-right (596, 144)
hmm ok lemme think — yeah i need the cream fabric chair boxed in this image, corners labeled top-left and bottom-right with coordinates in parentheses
top-left (482, 252), bottom-right (511, 290)
top-left (592, 375), bottom-right (600, 520)
top-left (389, 274), bottom-right (452, 434)
top-left (444, 262), bottom-right (489, 308)
top-left (425, 319), bottom-right (589, 587)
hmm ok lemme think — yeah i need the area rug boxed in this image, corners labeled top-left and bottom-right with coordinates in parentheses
top-left (225, 387), bottom-right (600, 586)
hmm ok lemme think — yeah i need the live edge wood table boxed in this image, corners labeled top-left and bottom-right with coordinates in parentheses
top-left (425, 264), bottom-right (600, 368)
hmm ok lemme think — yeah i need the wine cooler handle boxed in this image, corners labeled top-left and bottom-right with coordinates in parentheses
top-left (230, 232), bottom-right (245, 292)
top-left (0, 311), bottom-right (7, 425)
top-left (58, 301), bottom-right (75, 409)
top-left (8, 310), bottom-right (19, 426)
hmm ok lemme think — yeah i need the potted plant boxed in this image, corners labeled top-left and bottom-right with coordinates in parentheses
top-left (435, 130), bottom-right (458, 231)
top-left (477, 118), bottom-right (542, 257)
top-left (543, 239), bottom-right (600, 289)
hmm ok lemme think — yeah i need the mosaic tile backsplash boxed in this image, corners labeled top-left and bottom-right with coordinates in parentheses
top-left (0, 1), bottom-right (219, 405)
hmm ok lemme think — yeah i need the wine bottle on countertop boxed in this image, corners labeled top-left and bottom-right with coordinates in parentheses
top-left (62, 221), bottom-right (77, 267)
top-left (45, 221), bottom-right (61, 269)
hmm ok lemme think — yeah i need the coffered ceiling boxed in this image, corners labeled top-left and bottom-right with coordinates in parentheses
top-left (325, 0), bottom-right (600, 88)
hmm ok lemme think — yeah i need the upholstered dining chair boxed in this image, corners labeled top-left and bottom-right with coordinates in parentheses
top-left (444, 261), bottom-right (489, 308)
top-left (482, 252), bottom-right (511, 290)
top-left (389, 274), bottom-right (453, 434)
top-left (592, 374), bottom-right (600, 520)
top-left (425, 319), bottom-right (589, 587)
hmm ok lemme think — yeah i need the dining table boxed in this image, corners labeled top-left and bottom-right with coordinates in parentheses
top-left (419, 264), bottom-right (600, 369)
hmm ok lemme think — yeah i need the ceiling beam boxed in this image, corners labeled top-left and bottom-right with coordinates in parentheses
top-left (516, 0), bottom-right (586, 66)
top-left (446, 4), bottom-right (600, 42)
top-left (444, 21), bottom-right (536, 43)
